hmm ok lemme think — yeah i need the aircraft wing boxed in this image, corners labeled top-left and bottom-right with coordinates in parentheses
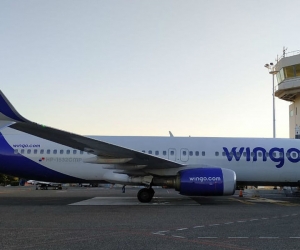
top-left (0, 91), bottom-right (184, 170)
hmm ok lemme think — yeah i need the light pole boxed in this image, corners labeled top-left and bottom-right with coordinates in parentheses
top-left (264, 63), bottom-right (279, 138)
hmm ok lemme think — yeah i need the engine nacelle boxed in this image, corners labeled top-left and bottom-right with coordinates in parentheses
top-left (176, 168), bottom-right (236, 196)
top-left (153, 168), bottom-right (236, 196)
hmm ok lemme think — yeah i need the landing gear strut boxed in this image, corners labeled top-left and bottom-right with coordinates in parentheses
top-left (137, 187), bottom-right (155, 203)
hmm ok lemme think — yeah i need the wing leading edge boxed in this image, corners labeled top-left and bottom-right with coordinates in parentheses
top-left (0, 91), bottom-right (184, 169)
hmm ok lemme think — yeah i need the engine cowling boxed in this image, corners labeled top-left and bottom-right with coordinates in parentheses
top-left (176, 168), bottom-right (236, 196)
top-left (152, 168), bottom-right (236, 196)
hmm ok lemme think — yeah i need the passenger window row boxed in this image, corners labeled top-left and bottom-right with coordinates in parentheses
top-left (14, 148), bottom-right (296, 159)
top-left (141, 150), bottom-right (295, 158)
top-left (14, 149), bottom-right (86, 155)
top-left (142, 150), bottom-right (205, 156)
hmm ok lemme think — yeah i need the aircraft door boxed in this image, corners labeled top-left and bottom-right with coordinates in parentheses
top-left (168, 148), bottom-right (176, 162)
top-left (180, 148), bottom-right (189, 162)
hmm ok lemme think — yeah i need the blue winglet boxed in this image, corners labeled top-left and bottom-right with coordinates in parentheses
top-left (0, 91), bottom-right (28, 122)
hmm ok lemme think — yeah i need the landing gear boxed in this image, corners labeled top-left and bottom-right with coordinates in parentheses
top-left (137, 187), bottom-right (155, 203)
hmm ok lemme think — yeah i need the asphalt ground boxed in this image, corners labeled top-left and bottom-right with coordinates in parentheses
top-left (0, 186), bottom-right (300, 250)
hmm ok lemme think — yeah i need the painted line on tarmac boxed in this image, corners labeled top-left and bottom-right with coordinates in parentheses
top-left (152, 213), bottom-right (299, 236)
top-left (228, 198), bottom-right (254, 205)
top-left (247, 197), bottom-right (299, 206)
top-left (69, 196), bottom-right (200, 206)
top-left (172, 235), bottom-right (185, 238)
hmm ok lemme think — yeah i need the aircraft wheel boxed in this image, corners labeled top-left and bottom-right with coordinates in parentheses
top-left (149, 187), bottom-right (155, 195)
top-left (137, 188), bottom-right (154, 203)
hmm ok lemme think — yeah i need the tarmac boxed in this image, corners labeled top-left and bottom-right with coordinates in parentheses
top-left (0, 186), bottom-right (300, 250)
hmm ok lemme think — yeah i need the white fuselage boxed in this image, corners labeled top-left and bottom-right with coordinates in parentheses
top-left (1, 127), bottom-right (300, 185)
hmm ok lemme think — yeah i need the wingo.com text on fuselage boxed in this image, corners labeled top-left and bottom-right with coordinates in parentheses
top-left (223, 147), bottom-right (300, 168)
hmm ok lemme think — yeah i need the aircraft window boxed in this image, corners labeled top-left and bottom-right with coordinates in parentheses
top-left (236, 152), bottom-right (240, 157)
top-left (222, 152), bottom-right (226, 156)
top-left (292, 152), bottom-right (297, 158)
top-left (189, 151), bottom-right (193, 156)
top-left (215, 152), bottom-right (219, 156)
top-left (182, 151), bottom-right (186, 156)
top-left (80, 151), bottom-right (83, 154)
top-left (155, 151), bottom-right (159, 155)
top-left (142, 150), bottom-right (145, 153)
top-left (163, 151), bottom-right (167, 156)
top-left (40, 149), bottom-right (44, 154)
top-left (265, 152), bottom-right (269, 157)
top-left (34, 149), bottom-right (37, 154)
top-left (243, 152), bottom-right (246, 157)
top-left (251, 152), bottom-right (254, 157)
top-left (27, 149), bottom-right (31, 154)
top-left (229, 152), bottom-right (233, 157)
top-left (170, 151), bottom-right (174, 156)
top-left (60, 150), bottom-right (64, 154)
top-left (272, 152), bottom-right (276, 157)
top-left (202, 151), bottom-right (205, 156)
top-left (53, 150), bottom-right (57, 154)
top-left (148, 150), bottom-right (152, 154)
top-left (21, 149), bottom-right (25, 154)
top-left (73, 150), bottom-right (77, 154)
top-left (14, 149), bottom-right (18, 154)
top-left (47, 149), bottom-right (50, 154)
top-left (258, 152), bottom-right (262, 157)
top-left (286, 152), bottom-right (290, 158)
top-left (280, 152), bottom-right (283, 157)
top-left (66, 150), bottom-right (70, 154)
top-left (195, 151), bottom-right (199, 156)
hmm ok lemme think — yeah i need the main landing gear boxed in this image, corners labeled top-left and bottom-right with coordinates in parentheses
top-left (137, 187), bottom-right (155, 203)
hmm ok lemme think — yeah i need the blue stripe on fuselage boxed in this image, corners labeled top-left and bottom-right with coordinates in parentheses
top-left (0, 133), bottom-right (84, 182)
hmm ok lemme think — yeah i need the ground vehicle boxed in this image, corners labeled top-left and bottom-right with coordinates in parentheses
top-left (79, 183), bottom-right (92, 187)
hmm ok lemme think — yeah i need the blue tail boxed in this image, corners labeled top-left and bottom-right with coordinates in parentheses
top-left (0, 91), bottom-right (30, 130)
top-left (0, 90), bottom-right (28, 122)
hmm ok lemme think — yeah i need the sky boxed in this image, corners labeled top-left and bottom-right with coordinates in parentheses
top-left (0, 0), bottom-right (299, 138)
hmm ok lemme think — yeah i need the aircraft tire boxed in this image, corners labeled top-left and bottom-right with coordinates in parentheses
top-left (137, 188), bottom-right (154, 203)
top-left (150, 187), bottom-right (155, 194)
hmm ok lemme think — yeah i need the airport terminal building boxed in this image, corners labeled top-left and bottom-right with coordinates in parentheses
top-left (273, 50), bottom-right (300, 138)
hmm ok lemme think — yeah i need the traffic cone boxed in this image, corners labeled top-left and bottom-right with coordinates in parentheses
top-left (239, 189), bottom-right (243, 197)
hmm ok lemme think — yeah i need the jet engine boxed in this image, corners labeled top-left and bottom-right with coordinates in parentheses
top-left (153, 168), bottom-right (236, 196)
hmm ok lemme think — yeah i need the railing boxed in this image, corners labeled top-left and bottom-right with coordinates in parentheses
top-left (278, 50), bottom-right (300, 61)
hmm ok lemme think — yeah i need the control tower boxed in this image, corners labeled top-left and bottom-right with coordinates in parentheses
top-left (273, 49), bottom-right (300, 138)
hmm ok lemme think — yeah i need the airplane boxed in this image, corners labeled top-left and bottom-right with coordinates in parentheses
top-left (26, 180), bottom-right (37, 185)
top-left (33, 180), bottom-right (62, 190)
top-left (0, 90), bottom-right (300, 202)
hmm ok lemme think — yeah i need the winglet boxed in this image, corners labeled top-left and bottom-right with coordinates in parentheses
top-left (169, 131), bottom-right (174, 137)
top-left (0, 90), bottom-right (29, 123)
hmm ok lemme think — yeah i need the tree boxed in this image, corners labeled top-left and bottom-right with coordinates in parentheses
top-left (0, 174), bottom-right (18, 186)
